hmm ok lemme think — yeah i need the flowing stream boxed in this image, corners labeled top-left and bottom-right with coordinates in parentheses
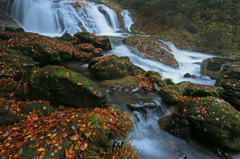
top-left (8, 0), bottom-right (240, 158)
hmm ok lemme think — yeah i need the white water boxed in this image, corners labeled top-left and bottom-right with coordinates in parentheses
top-left (9, 1), bottom-right (236, 158)
top-left (10, 0), bottom-right (119, 35)
top-left (121, 10), bottom-right (134, 32)
top-left (106, 38), bottom-right (216, 86)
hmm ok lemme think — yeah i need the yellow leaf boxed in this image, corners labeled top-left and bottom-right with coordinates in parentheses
top-left (216, 118), bottom-right (219, 121)
top-left (43, 107), bottom-right (46, 110)
top-left (84, 143), bottom-right (88, 148)
top-left (37, 147), bottom-right (45, 152)
top-left (47, 134), bottom-right (52, 137)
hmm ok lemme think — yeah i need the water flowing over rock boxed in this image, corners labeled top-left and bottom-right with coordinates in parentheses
top-left (121, 10), bottom-right (134, 32)
top-left (9, 0), bottom-right (120, 35)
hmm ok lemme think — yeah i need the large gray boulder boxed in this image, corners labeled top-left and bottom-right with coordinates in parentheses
top-left (215, 62), bottom-right (240, 110)
top-left (200, 57), bottom-right (240, 79)
top-left (17, 65), bottom-right (108, 108)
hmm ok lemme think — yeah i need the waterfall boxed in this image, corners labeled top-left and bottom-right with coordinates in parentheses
top-left (121, 10), bottom-right (134, 32)
top-left (9, 0), bottom-right (119, 35)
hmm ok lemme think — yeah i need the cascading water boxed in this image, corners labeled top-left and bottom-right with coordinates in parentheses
top-left (10, 0), bottom-right (119, 35)
top-left (121, 10), bottom-right (134, 32)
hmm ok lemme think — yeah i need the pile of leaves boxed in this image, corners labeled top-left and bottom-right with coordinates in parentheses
top-left (0, 106), bottom-right (139, 159)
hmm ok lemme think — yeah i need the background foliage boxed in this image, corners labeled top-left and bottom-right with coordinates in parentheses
top-left (115, 0), bottom-right (240, 55)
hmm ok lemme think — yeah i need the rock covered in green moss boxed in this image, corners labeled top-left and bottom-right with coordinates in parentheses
top-left (17, 65), bottom-right (107, 108)
top-left (22, 103), bottom-right (53, 116)
top-left (145, 71), bottom-right (166, 87)
top-left (215, 62), bottom-right (240, 110)
top-left (5, 27), bottom-right (24, 33)
top-left (158, 85), bottom-right (185, 104)
top-left (0, 31), bottom-right (74, 65)
top-left (89, 55), bottom-right (143, 80)
top-left (0, 107), bottom-right (22, 126)
top-left (72, 51), bottom-right (94, 62)
top-left (60, 32), bottom-right (72, 41)
top-left (159, 81), bottom-right (224, 104)
top-left (123, 35), bottom-right (179, 68)
top-left (201, 57), bottom-right (240, 79)
top-left (0, 47), bottom-right (37, 93)
top-left (183, 97), bottom-right (240, 151)
top-left (74, 32), bottom-right (112, 50)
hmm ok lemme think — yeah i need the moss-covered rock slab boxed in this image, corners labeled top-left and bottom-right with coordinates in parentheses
top-left (182, 97), bottom-right (240, 151)
top-left (17, 65), bottom-right (107, 108)
top-left (0, 31), bottom-right (74, 65)
top-left (72, 51), bottom-right (94, 62)
top-left (123, 35), bottom-right (179, 68)
top-left (74, 32), bottom-right (112, 50)
top-left (89, 55), bottom-right (143, 80)
top-left (0, 107), bottom-right (22, 126)
top-left (215, 62), bottom-right (240, 110)
top-left (22, 103), bottom-right (53, 116)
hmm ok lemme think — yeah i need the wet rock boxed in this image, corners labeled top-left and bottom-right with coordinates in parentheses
top-left (158, 85), bottom-right (185, 104)
top-left (200, 57), bottom-right (240, 79)
top-left (215, 62), bottom-right (240, 110)
top-left (72, 51), bottom-right (94, 62)
top-left (0, 47), bottom-right (37, 93)
top-left (77, 43), bottom-right (95, 53)
top-left (158, 113), bottom-right (190, 141)
top-left (17, 65), bottom-right (108, 108)
top-left (5, 27), bottom-right (24, 33)
top-left (0, 107), bottom-right (22, 126)
top-left (22, 103), bottom-right (54, 116)
top-left (89, 54), bottom-right (144, 80)
top-left (74, 32), bottom-right (112, 50)
top-left (159, 81), bottom-right (224, 104)
top-left (183, 73), bottom-right (200, 79)
top-left (60, 32), bottom-right (72, 41)
top-left (182, 97), bottom-right (240, 151)
top-left (145, 71), bottom-right (166, 87)
top-left (98, 6), bottom-right (113, 27)
top-left (0, 32), bottom-right (75, 65)
top-left (127, 100), bottom-right (160, 113)
top-left (123, 35), bottom-right (179, 68)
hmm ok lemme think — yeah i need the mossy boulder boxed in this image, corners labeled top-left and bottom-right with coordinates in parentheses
top-left (17, 65), bottom-right (107, 108)
top-left (215, 62), bottom-right (240, 110)
top-left (158, 85), bottom-right (185, 104)
top-left (72, 51), bottom-right (94, 62)
top-left (200, 57), bottom-right (240, 79)
top-left (60, 32), bottom-right (72, 41)
top-left (158, 113), bottom-right (190, 141)
top-left (22, 103), bottom-right (53, 116)
top-left (123, 35), bottom-right (179, 68)
top-left (4, 27), bottom-right (24, 33)
top-left (178, 81), bottom-right (224, 98)
top-left (74, 32), bottom-right (112, 50)
top-left (77, 43), bottom-right (95, 53)
top-left (89, 55), bottom-right (143, 80)
top-left (0, 107), bottom-right (22, 126)
top-left (145, 71), bottom-right (166, 87)
top-left (0, 32), bottom-right (74, 65)
top-left (0, 48), bottom-right (37, 94)
top-left (159, 81), bottom-right (224, 104)
top-left (182, 97), bottom-right (240, 151)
